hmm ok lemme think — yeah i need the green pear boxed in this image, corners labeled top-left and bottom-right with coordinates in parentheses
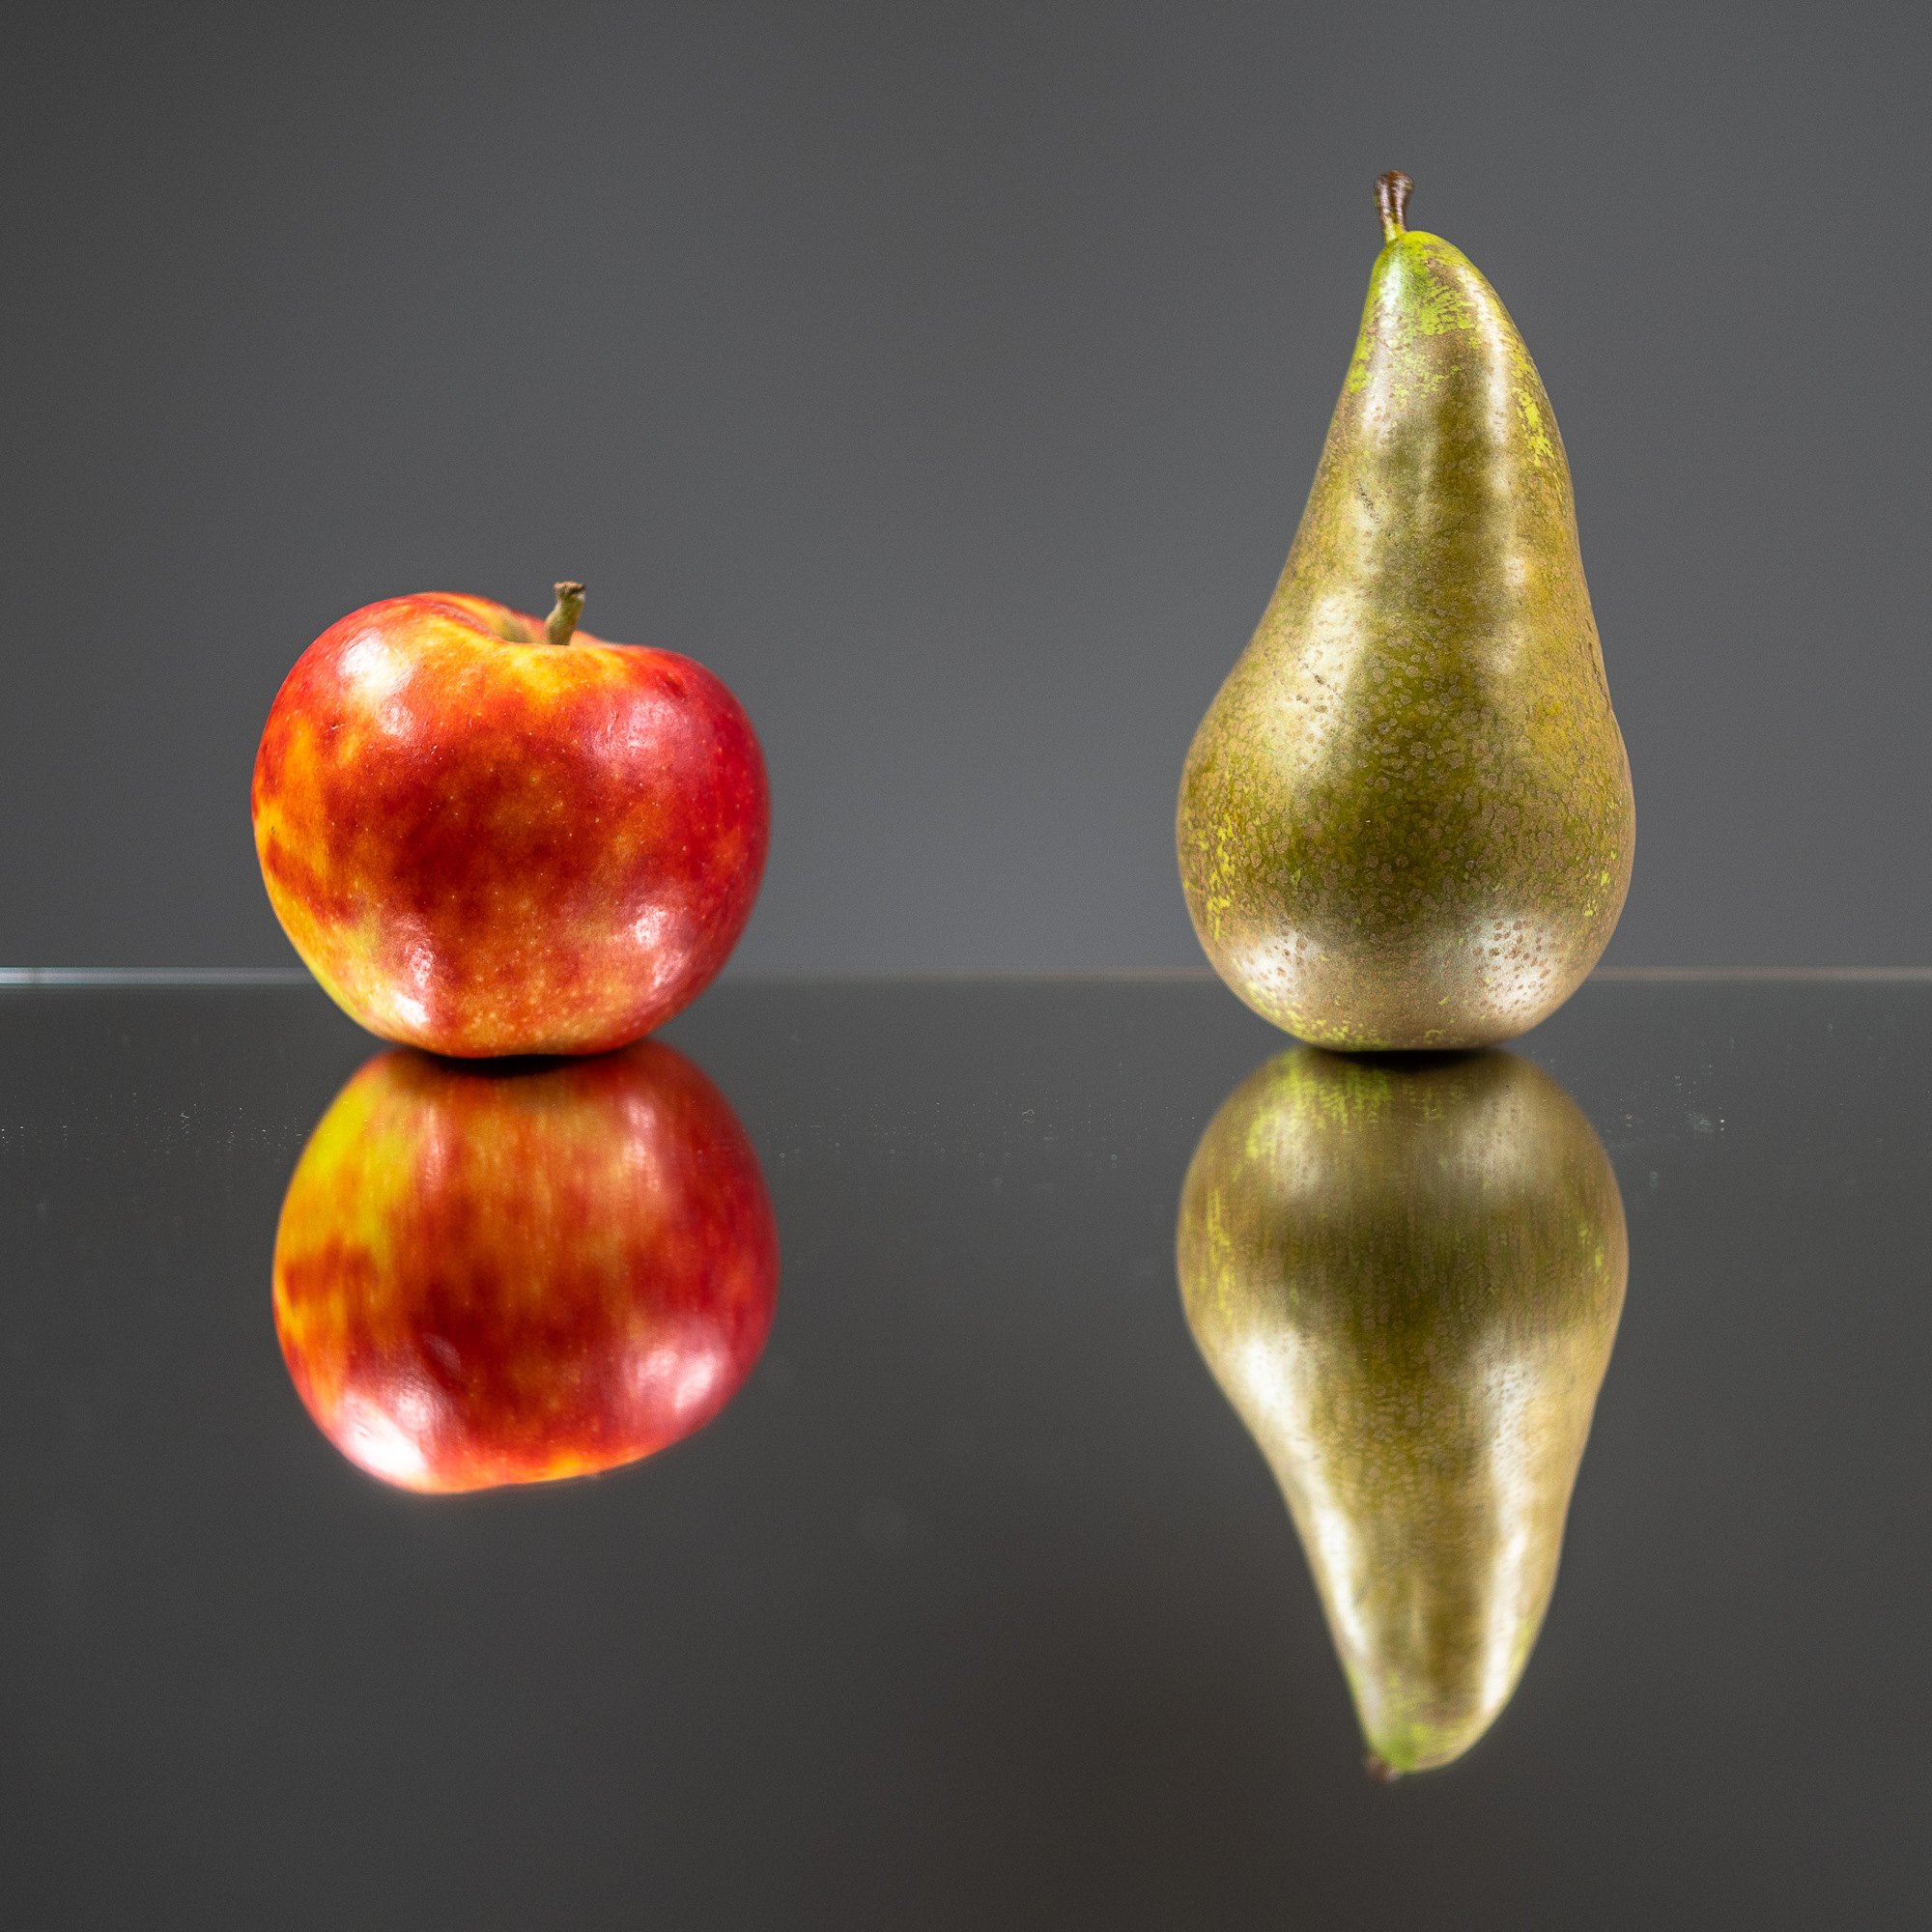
top-left (1177, 172), bottom-right (1634, 1048)
top-left (1177, 1045), bottom-right (1626, 1776)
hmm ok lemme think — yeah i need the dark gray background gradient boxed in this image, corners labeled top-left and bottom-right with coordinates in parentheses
top-left (3, 0), bottom-right (1925, 971)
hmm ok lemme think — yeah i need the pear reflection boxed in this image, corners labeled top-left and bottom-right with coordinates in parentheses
top-left (273, 1041), bottom-right (779, 1494)
top-left (1178, 1047), bottom-right (1625, 1777)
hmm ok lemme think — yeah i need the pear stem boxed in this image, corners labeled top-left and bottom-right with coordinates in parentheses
top-left (1365, 1751), bottom-right (1403, 1783)
top-left (1376, 171), bottom-right (1411, 243)
top-left (545, 582), bottom-right (585, 647)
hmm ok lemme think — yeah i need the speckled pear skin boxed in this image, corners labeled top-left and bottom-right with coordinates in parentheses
top-left (1177, 1047), bottom-right (1626, 1776)
top-left (1178, 184), bottom-right (1634, 1047)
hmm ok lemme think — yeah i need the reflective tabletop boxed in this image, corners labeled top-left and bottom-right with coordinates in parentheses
top-left (2, 977), bottom-right (1925, 1927)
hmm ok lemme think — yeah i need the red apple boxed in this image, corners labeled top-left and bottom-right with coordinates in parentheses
top-left (272, 1038), bottom-right (779, 1493)
top-left (252, 585), bottom-right (769, 1056)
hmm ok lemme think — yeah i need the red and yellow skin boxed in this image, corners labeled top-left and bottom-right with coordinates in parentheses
top-left (252, 592), bottom-right (769, 1056)
top-left (272, 1039), bottom-right (779, 1494)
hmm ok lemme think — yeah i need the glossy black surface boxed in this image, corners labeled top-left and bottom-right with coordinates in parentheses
top-left (2, 978), bottom-right (1926, 1927)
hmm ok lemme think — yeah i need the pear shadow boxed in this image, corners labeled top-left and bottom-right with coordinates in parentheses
top-left (1298, 1045), bottom-right (1492, 1074)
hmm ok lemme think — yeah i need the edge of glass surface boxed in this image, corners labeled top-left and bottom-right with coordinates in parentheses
top-left (0, 968), bottom-right (315, 985)
top-left (3, 967), bottom-right (1930, 990)
top-left (1587, 967), bottom-right (1932, 980)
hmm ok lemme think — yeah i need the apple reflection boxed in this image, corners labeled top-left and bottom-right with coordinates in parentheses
top-left (1177, 1047), bottom-right (1626, 1777)
top-left (273, 1040), bottom-right (779, 1493)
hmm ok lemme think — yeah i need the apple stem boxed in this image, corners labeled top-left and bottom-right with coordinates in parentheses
top-left (1377, 170), bottom-right (1411, 243)
top-left (545, 582), bottom-right (585, 647)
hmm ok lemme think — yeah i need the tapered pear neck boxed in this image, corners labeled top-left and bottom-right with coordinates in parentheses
top-left (1377, 171), bottom-right (1412, 243)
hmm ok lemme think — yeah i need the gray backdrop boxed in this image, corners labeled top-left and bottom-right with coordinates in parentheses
top-left (3, 0), bottom-right (1924, 972)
